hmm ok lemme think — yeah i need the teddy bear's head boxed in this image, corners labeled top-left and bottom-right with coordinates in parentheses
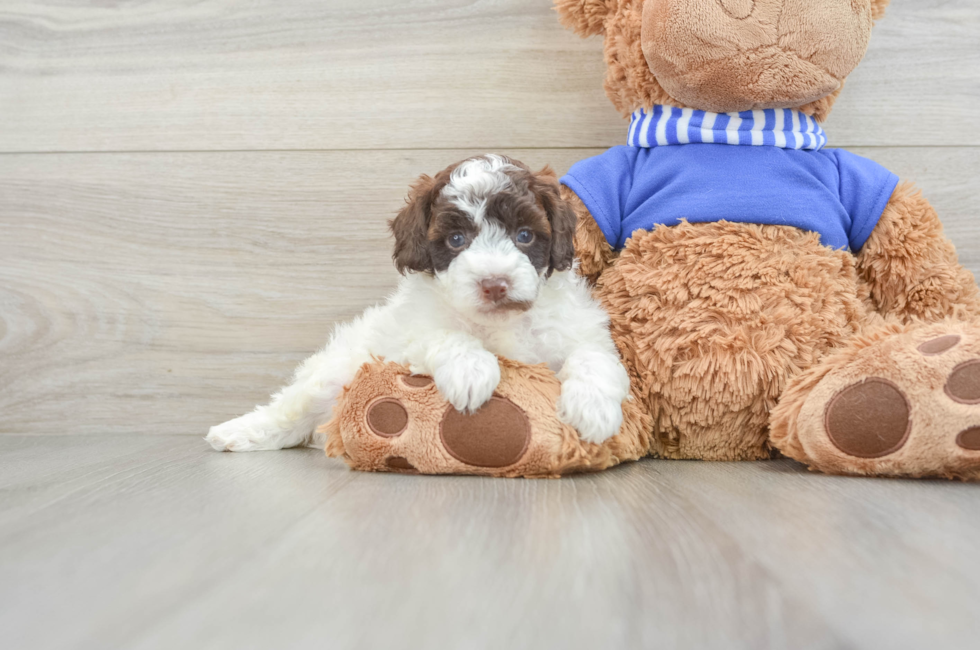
top-left (556, 0), bottom-right (890, 121)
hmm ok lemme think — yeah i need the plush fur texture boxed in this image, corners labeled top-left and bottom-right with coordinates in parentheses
top-left (770, 320), bottom-right (980, 481)
top-left (856, 182), bottom-right (980, 323)
top-left (322, 358), bottom-right (651, 478)
top-left (217, 0), bottom-right (980, 481)
top-left (563, 185), bottom-right (616, 285)
top-left (555, 0), bottom-right (980, 479)
top-left (558, 0), bottom-right (889, 121)
top-left (554, 0), bottom-right (615, 38)
top-left (640, 0), bottom-right (873, 113)
top-left (207, 155), bottom-right (630, 452)
top-left (598, 220), bottom-right (867, 460)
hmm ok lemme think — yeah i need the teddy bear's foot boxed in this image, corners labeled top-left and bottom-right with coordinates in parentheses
top-left (318, 358), bottom-right (650, 478)
top-left (771, 321), bottom-right (980, 480)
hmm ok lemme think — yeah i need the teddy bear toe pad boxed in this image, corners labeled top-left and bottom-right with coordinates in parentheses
top-left (439, 397), bottom-right (530, 468)
top-left (824, 379), bottom-right (911, 459)
top-left (956, 427), bottom-right (980, 451)
top-left (945, 360), bottom-right (980, 404)
top-left (789, 323), bottom-right (980, 479)
top-left (918, 334), bottom-right (961, 356)
top-left (365, 398), bottom-right (409, 437)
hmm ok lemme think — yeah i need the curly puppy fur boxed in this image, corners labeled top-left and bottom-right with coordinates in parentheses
top-left (208, 155), bottom-right (630, 451)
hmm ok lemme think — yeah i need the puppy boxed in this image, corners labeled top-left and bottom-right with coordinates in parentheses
top-left (207, 154), bottom-right (630, 452)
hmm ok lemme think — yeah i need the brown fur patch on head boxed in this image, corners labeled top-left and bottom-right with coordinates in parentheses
top-left (482, 182), bottom-right (554, 273)
top-left (389, 165), bottom-right (455, 274)
top-left (529, 166), bottom-right (577, 276)
top-left (393, 156), bottom-right (578, 278)
top-left (485, 160), bottom-right (578, 276)
top-left (425, 199), bottom-right (479, 273)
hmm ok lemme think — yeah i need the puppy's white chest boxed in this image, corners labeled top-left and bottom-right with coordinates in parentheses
top-left (474, 319), bottom-right (547, 365)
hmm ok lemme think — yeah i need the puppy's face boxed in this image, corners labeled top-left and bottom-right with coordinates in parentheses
top-left (390, 155), bottom-right (577, 319)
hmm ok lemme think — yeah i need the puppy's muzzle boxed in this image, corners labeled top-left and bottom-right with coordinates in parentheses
top-left (480, 277), bottom-right (509, 304)
top-left (478, 277), bottom-right (532, 312)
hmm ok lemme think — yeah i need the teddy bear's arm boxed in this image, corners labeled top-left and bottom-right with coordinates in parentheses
top-left (561, 185), bottom-right (617, 285)
top-left (856, 181), bottom-right (980, 323)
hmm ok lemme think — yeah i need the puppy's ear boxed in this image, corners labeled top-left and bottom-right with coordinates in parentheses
top-left (389, 173), bottom-right (440, 274)
top-left (554, 0), bottom-right (614, 38)
top-left (532, 166), bottom-right (577, 277)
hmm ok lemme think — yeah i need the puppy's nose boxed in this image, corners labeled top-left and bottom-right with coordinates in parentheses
top-left (479, 278), bottom-right (509, 303)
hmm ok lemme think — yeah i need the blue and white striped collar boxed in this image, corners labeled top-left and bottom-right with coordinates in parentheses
top-left (627, 106), bottom-right (827, 151)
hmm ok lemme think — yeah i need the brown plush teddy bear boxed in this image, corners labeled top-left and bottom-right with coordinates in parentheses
top-left (325, 0), bottom-right (980, 480)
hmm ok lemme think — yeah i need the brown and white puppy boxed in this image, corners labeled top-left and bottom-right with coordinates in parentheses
top-left (207, 155), bottom-right (630, 452)
top-left (391, 154), bottom-right (577, 317)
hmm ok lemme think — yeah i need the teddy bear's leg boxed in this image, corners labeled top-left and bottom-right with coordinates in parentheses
top-left (770, 320), bottom-right (980, 480)
top-left (595, 221), bottom-right (868, 461)
top-left (321, 358), bottom-right (650, 478)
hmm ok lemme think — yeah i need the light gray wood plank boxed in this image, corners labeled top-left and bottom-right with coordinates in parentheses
top-left (658, 461), bottom-right (980, 649)
top-left (2, 147), bottom-right (979, 438)
top-left (0, 435), bottom-right (358, 650)
top-left (2, 436), bottom-right (978, 650)
top-left (0, 0), bottom-right (977, 152)
top-left (0, 148), bottom-right (593, 437)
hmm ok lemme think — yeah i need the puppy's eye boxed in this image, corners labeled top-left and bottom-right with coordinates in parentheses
top-left (447, 233), bottom-right (467, 249)
top-left (516, 228), bottom-right (534, 244)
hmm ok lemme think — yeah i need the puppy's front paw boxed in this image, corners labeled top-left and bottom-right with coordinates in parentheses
top-left (206, 411), bottom-right (281, 452)
top-left (558, 380), bottom-right (624, 444)
top-left (433, 349), bottom-right (501, 414)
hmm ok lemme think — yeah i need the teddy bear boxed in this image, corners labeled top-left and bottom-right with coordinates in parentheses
top-left (324, 0), bottom-right (980, 480)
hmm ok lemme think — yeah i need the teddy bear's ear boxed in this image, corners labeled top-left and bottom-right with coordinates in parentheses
top-left (554, 0), bottom-right (614, 38)
top-left (870, 0), bottom-right (890, 21)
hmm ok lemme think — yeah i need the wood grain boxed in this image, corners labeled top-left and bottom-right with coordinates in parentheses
top-left (0, 0), bottom-right (977, 152)
top-left (0, 149), bottom-right (599, 436)
top-left (1, 435), bottom-right (978, 650)
top-left (2, 3), bottom-right (979, 649)
top-left (2, 147), bottom-right (979, 437)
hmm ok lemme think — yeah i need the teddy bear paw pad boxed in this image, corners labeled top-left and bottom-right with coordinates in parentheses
top-left (786, 323), bottom-right (980, 479)
top-left (328, 360), bottom-right (567, 476)
top-left (824, 379), bottom-right (911, 459)
top-left (957, 427), bottom-right (980, 451)
top-left (385, 456), bottom-right (418, 473)
top-left (945, 360), bottom-right (980, 404)
top-left (365, 398), bottom-right (409, 437)
top-left (327, 359), bottom-right (647, 477)
top-left (917, 334), bottom-right (961, 356)
top-left (439, 397), bottom-right (531, 468)
top-left (401, 374), bottom-right (434, 388)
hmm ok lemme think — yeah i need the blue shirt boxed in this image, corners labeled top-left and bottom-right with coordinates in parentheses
top-left (560, 144), bottom-right (899, 252)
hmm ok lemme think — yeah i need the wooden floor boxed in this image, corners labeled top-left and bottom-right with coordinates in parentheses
top-left (3, 1), bottom-right (980, 648)
top-left (2, 435), bottom-right (979, 650)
